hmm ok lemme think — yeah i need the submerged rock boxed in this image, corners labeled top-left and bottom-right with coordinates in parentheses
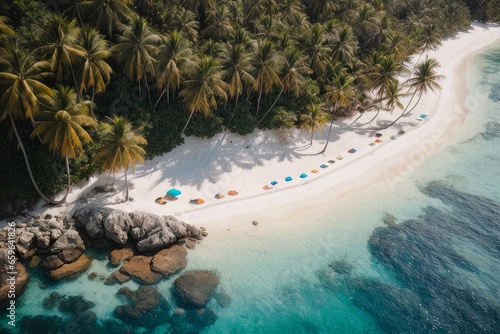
top-left (58, 295), bottom-right (96, 314)
top-left (120, 256), bottom-right (162, 284)
top-left (171, 307), bottom-right (217, 334)
top-left (173, 270), bottom-right (220, 307)
top-left (19, 315), bottom-right (63, 334)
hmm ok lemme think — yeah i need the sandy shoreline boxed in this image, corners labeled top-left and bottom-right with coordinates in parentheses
top-left (5, 23), bottom-right (500, 232)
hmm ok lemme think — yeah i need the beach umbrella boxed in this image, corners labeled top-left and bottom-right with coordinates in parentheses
top-left (167, 188), bottom-right (182, 197)
top-left (348, 148), bottom-right (357, 153)
top-left (271, 181), bottom-right (278, 186)
top-left (300, 173), bottom-right (308, 178)
top-left (228, 190), bottom-right (238, 196)
top-left (190, 198), bottom-right (205, 205)
top-left (285, 176), bottom-right (293, 182)
top-left (215, 193), bottom-right (225, 199)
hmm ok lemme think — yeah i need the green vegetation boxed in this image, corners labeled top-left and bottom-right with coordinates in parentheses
top-left (0, 0), bottom-right (499, 209)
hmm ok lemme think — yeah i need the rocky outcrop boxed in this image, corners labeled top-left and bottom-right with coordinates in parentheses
top-left (74, 208), bottom-right (203, 252)
top-left (120, 256), bottom-right (162, 284)
top-left (45, 253), bottom-right (92, 281)
top-left (171, 307), bottom-right (217, 334)
top-left (173, 270), bottom-right (220, 307)
top-left (0, 249), bottom-right (29, 309)
top-left (51, 230), bottom-right (83, 252)
top-left (151, 245), bottom-right (187, 276)
top-left (58, 246), bottom-right (84, 264)
top-left (108, 247), bottom-right (134, 266)
top-left (105, 270), bottom-right (131, 285)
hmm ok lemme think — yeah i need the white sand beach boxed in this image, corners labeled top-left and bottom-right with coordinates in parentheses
top-left (20, 23), bottom-right (500, 231)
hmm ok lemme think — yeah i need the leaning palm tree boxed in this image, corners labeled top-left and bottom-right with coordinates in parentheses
top-left (251, 40), bottom-right (282, 119)
top-left (111, 16), bottom-right (161, 102)
top-left (0, 43), bottom-right (59, 204)
top-left (36, 14), bottom-right (85, 91)
top-left (369, 54), bottom-right (405, 100)
top-left (299, 103), bottom-right (330, 146)
top-left (380, 58), bottom-right (443, 129)
top-left (31, 85), bottom-right (97, 202)
top-left (75, 25), bottom-right (113, 101)
top-left (155, 30), bottom-right (193, 108)
top-left (320, 71), bottom-right (356, 153)
top-left (178, 55), bottom-right (228, 134)
top-left (94, 115), bottom-right (147, 201)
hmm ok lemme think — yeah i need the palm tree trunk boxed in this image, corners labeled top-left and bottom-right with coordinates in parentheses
top-left (69, 63), bottom-right (82, 101)
top-left (359, 109), bottom-right (380, 126)
top-left (349, 111), bottom-right (364, 125)
top-left (9, 113), bottom-right (62, 205)
top-left (58, 154), bottom-right (71, 203)
top-left (124, 167), bottom-right (129, 201)
top-left (376, 91), bottom-right (419, 130)
top-left (255, 87), bottom-right (284, 127)
top-left (144, 77), bottom-right (151, 104)
top-left (226, 94), bottom-right (240, 129)
top-left (319, 109), bottom-right (337, 154)
top-left (154, 87), bottom-right (167, 111)
top-left (255, 85), bottom-right (263, 119)
top-left (310, 130), bottom-right (314, 146)
top-left (180, 109), bottom-right (195, 135)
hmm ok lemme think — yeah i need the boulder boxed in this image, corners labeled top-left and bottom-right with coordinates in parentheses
top-left (45, 253), bottom-right (92, 281)
top-left (58, 295), bottom-right (96, 314)
top-left (58, 248), bottom-right (83, 264)
top-left (103, 210), bottom-right (134, 245)
top-left (92, 185), bottom-right (115, 193)
top-left (42, 255), bottom-right (65, 271)
top-left (105, 270), bottom-right (131, 285)
top-left (52, 230), bottom-right (83, 252)
top-left (115, 286), bottom-right (169, 329)
top-left (151, 245), bottom-right (187, 276)
top-left (50, 228), bottom-right (63, 240)
top-left (120, 256), bottom-right (162, 284)
top-left (173, 270), bottom-right (220, 307)
top-left (0, 249), bottom-right (29, 309)
top-left (19, 231), bottom-right (35, 245)
top-left (185, 239), bottom-right (196, 249)
top-left (171, 308), bottom-right (217, 334)
top-left (28, 255), bottom-right (41, 268)
top-left (73, 207), bottom-right (109, 238)
top-left (108, 247), bottom-right (134, 266)
top-left (135, 228), bottom-right (177, 252)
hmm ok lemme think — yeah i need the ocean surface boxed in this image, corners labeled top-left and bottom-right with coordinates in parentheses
top-left (2, 45), bottom-right (500, 333)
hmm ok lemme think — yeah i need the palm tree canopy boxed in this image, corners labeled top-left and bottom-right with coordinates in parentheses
top-left (0, 44), bottom-right (53, 122)
top-left (156, 30), bottom-right (193, 92)
top-left (299, 102), bottom-right (330, 133)
top-left (111, 16), bottom-right (161, 83)
top-left (95, 115), bottom-right (147, 172)
top-left (36, 14), bottom-right (85, 82)
top-left (221, 43), bottom-right (255, 99)
top-left (407, 58), bottom-right (444, 94)
top-left (81, 0), bottom-right (135, 38)
top-left (179, 55), bottom-right (228, 115)
top-left (31, 85), bottom-right (97, 158)
top-left (76, 25), bottom-right (113, 95)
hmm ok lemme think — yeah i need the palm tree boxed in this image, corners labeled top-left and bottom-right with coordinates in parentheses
top-left (81, 0), bottom-right (135, 38)
top-left (369, 54), bottom-right (405, 100)
top-left (299, 103), bottom-right (330, 146)
top-left (112, 16), bottom-right (161, 102)
top-left (31, 85), bottom-right (97, 202)
top-left (251, 40), bottom-right (282, 119)
top-left (95, 115), bottom-right (147, 201)
top-left (36, 14), bottom-right (84, 91)
top-left (203, 4), bottom-right (235, 41)
top-left (301, 23), bottom-right (333, 80)
top-left (170, 8), bottom-right (200, 43)
top-left (76, 25), bottom-right (113, 101)
top-left (0, 43), bottom-right (59, 204)
top-left (352, 4), bottom-right (379, 45)
top-left (155, 30), bottom-right (193, 108)
top-left (306, 0), bottom-right (339, 22)
top-left (178, 56), bottom-right (228, 134)
top-left (380, 58), bottom-right (443, 129)
top-left (331, 26), bottom-right (358, 66)
top-left (0, 16), bottom-right (14, 37)
top-left (221, 42), bottom-right (255, 120)
top-left (320, 71), bottom-right (355, 153)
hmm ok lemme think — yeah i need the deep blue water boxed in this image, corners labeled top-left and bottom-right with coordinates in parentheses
top-left (2, 45), bottom-right (500, 333)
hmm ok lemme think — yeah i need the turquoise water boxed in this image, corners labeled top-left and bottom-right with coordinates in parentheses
top-left (2, 45), bottom-right (500, 333)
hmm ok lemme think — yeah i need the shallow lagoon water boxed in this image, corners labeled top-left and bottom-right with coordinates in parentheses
top-left (2, 45), bottom-right (500, 333)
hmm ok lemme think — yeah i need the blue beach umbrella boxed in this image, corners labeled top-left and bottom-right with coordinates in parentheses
top-left (167, 188), bottom-right (182, 197)
top-left (285, 176), bottom-right (293, 182)
top-left (300, 173), bottom-right (308, 178)
top-left (271, 181), bottom-right (278, 186)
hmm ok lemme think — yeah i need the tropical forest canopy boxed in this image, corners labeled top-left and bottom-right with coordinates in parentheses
top-left (0, 0), bottom-right (499, 212)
